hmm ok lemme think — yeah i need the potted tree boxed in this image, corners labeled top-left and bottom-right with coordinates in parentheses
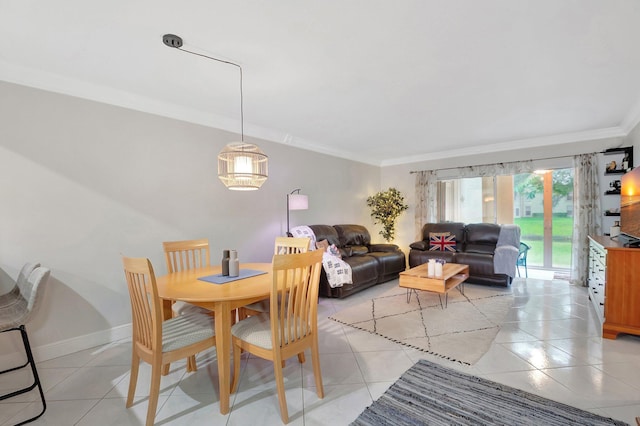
top-left (366, 188), bottom-right (409, 242)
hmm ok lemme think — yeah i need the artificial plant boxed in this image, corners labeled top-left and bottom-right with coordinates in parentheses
top-left (366, 187), bottom-right (409, 241)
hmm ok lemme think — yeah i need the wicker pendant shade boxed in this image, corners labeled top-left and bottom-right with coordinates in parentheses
top-left (162, 34), bottom-right (268, 191)
top-left (217, 142), bottom-right (268, 190)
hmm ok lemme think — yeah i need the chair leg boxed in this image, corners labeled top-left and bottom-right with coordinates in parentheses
top-left (311, 338), bottom-right (324, 399)
top-left (231, 341), bottom-right (242, 393)
top-left (126, 351), bottom-right (140, 408)
top-left (297, 352), bottom-right (306, 364)
top-left (273, 355), bottom-right (289, 424)
top-left (187, 355), bottom-right (197, 372)
top-left (146, 362), bottom-right (162, 426)
top-left (0, 325), bottom-right (47, 425)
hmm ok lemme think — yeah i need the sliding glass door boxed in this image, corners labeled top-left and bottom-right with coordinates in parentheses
top-left (438, 168), bottom-right (573, 270)
top-left (513, 170), bottom-right (573, 269)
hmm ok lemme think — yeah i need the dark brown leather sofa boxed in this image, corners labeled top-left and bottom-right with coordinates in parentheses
top-left (309, 224), bottom-right (406, 298)
top-left (409, 222), bottom-right (517, 287)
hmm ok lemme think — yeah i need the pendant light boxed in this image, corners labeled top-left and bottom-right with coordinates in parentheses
top-left (162, 34), bottom-right (268, 190)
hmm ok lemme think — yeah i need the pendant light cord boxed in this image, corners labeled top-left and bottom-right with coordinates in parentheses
top-left (167, 43), bottom-right (244, 142)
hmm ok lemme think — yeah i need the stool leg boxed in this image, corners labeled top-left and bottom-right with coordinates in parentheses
top-left (0, 326), bottom-right (47, 425)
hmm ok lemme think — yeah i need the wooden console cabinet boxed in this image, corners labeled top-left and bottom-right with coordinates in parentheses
top-left (588, 235), bottom-right (640, 339)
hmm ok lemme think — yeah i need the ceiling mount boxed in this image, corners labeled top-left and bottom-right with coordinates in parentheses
top-left (162, 34), bottom-right (183, 48)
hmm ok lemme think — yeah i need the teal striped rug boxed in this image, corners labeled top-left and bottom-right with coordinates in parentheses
top-left (352, 359), bottom-right (627, 426)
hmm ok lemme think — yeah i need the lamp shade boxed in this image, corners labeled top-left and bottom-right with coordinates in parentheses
top-left (218, 142), bottom-right (268, 190)
top-left (288, 194), bottom-right (308, 210)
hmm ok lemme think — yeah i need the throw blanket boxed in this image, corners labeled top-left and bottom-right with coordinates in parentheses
top-left (322, 251), bottom-right (352, 288)
top-left (290, 226), bottom-right (352, 288)
top-left (494, 224), bottom-right (520, 278)
top-left (289, 225), bottom-right (317, 248)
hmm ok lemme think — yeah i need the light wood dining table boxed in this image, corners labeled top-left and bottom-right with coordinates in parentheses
top-left (155, 262), bottom-right (272, 415)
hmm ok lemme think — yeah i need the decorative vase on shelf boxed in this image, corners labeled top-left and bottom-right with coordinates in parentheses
top-left (229, 250), bottom-right (239, 277)
top-left (221, 250), bottom-right (230, 276)
top-left (610, 221), bottom-right (621, 238)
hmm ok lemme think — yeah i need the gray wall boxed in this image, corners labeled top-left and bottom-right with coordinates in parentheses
top-left (0, 81), bottom-right (380, 360)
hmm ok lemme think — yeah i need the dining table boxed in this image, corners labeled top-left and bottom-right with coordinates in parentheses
top-left (155, 262), bottom-right (272, 415)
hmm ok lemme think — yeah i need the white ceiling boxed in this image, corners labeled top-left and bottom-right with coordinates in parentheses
top-left (2, 0), bottom-right (640, 166)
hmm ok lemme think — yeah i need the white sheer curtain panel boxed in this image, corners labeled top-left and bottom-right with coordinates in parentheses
top-left (414, 170), bottom-right (438, 239)
top-left (571, 153), bottom-right (601, 286)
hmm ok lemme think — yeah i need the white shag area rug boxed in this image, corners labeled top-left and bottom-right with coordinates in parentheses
top-left (329, 283), bottom-right (514, 365)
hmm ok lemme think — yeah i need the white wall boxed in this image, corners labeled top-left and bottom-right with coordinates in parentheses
top-left (0, 81), bottom-right (380, 361)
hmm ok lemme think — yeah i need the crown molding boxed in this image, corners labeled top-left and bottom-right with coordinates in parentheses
top-left (380, 127), bottom-right (627, 167)
top-left (0, 60), bottom-right (381, 165)
top-left (0, 60), bottom-right (632, 168)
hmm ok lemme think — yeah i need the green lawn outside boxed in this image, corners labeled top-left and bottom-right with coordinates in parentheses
top-left (513, 216), bottom-right (573, 268)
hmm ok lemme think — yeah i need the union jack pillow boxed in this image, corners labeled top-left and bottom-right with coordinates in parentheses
top-left (429, 232), bottom-right (457, 252)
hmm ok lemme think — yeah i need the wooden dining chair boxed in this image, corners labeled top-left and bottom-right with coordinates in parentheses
top-left (122, 256), bottom-right (216, 426)
top-left (163, 238), bottom-right (210, 273)
top-left (163, 238), bottom-right (214, 372)
top-left (162, 238), bottom-right (212, 316)
top-left (230, 250), bottom-right (324, 424)
top-left (240, 236), bottom-right (311, 319)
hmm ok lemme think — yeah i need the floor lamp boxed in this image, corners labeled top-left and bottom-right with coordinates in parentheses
top-left (287, 189), bottom-right (308, 236)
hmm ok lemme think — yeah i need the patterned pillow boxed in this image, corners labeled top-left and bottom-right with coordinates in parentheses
top-left (429, 232), bottom-right (456, 252)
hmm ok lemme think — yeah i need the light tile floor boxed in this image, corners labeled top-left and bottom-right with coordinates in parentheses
top-left (2, 277), bottom-right (640, 425)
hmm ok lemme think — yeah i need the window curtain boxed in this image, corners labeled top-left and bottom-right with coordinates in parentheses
top-left (571, 153), bottom-right (601, 286)
top-left (448, 160), bottom-right (535, 178)
top-left (414, 170), bottom-right (437, 240)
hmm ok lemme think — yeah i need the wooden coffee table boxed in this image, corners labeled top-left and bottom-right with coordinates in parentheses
top-left (399, 262), bottom-right (469, 308)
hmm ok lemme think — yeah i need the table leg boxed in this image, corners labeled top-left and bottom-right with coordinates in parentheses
top-left (161, 299), bottom-right (173, 376)
top-left (215, 301), bottom-right (232, 414)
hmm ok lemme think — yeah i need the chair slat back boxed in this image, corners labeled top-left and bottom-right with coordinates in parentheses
top-left (163, 239), bottom-right (210, 273)
top-left (274, 237), bottom-right (310, 255)
top-left (270, 250), bottom-right (323, 349)
top-left (122, 256), bottom-right (162, 352)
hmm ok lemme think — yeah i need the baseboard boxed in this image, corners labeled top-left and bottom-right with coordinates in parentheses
top-left (35, 323), bottom-right (133, 362)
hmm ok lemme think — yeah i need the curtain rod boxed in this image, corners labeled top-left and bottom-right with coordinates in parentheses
top-left (409, 150), bottom-right (605, 174)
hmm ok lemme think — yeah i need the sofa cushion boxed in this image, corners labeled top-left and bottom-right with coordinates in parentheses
top-left (369, 243), bottom-right (401, 252)
top-left (409, 241), bottom-right (428, 250)
top-left (309, 225), bottom-right (341, 247)
top-left (349, 245), bottom-right (369, 256)
top-left (420, 223), bottom-right (465, 249)
top-left (428, 232), bottom-right (457, 252)
top-left (342, 255), bottom-right (378, 286)
top-left (339, 247), bottom-right (352, 258)
top-left (366, 252), bottom-right (406, 278)
top-left (334, 224), bottom-right (371, 247)
top-left (455, 252), bottom-right (495, 276)
top-left (409, 250), bottom-right (457, 266)
top-left (465, 223), bottom-right (500, 254)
